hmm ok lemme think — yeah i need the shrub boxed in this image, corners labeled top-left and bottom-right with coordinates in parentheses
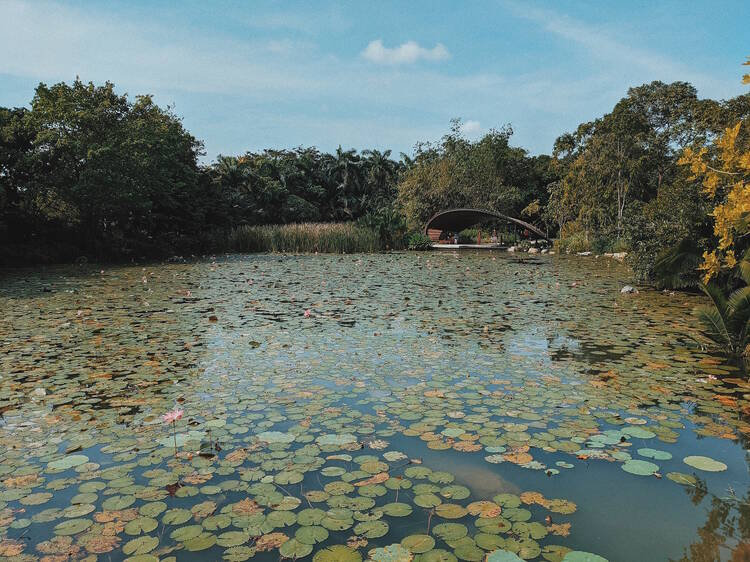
top-left (227, 223), bottom-right (382, 254)
top-left (408, 232), bottom-right (433, 251)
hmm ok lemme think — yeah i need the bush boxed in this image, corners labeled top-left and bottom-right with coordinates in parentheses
top-left (408, 232), bottom-right (433, 251)
top-left (227, 223), bottom-right (382, 254)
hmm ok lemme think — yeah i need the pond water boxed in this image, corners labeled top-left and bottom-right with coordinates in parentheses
top-left (1, 252), bottom-right (749, 562)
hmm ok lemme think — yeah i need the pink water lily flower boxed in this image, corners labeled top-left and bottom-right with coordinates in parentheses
top-left (304, 309), bottom-right (311, 318)
top-left (162, 408), bottom-right (184, 424)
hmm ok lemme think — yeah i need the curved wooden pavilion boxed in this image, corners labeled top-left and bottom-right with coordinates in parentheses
top-left (423, 208), bottom-right (549, 242)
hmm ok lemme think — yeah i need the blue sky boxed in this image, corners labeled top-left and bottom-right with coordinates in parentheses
top-left (0, 0), bottom-right (748, 161)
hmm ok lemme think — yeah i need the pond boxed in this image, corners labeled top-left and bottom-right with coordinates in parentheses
top-left (0, 252), bottom-right (748, 562)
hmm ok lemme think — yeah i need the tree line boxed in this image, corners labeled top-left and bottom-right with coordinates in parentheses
top-left (1, 73), bottom-right (748, 298)
top-left (0, 80), bottom-right (408, 263)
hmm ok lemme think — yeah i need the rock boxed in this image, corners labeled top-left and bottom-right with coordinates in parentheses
top-left (33, 388), bottom-right (46, 397)
top-left (549, 250), bottom-right (555, 255)
top-left (577, 251), bottom-right (592, 256)
top-left (507, 246), bottom-right (516, 253)
top-left (528, 247), bottom-right (539, 254)
top-left (541, 249), bottom-right (549, 254)
top-left (620, 285), bottom-right (639, 294)
top-left (612, 252), bottom-right (627, 261)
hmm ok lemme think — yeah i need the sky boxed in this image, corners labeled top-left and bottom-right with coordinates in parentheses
top-left (0, 0), bottom-right (748, 161)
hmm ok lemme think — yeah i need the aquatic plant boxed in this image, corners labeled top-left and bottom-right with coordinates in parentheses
top-left (227, 222), bottom-right (383, 253)
top-left (162, 408), bottom-right (184, 456)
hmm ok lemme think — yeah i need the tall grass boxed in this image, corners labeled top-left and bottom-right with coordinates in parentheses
top-left (227, 222), bottom-right (383, 254)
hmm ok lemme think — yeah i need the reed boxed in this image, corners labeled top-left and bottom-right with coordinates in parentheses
top-left (227, 222), bottom-right (383, 254)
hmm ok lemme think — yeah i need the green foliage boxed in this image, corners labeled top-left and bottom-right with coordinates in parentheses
top-left (649, 239), bottom-right (703, 290)
top-left (0, 80), bottom-right (408, 264)
top-left (357, 205), bottom-right (407, 250)
top-left (397, 119), bottom-right (556, 230)
top-left (694, 251), bottom-right (750, 357)
top-left (1, 79), bottom-right (206, 262)
top-left (227, 223), bottom-right (382, 254)
top-left (407, 232), bottom-right (433, 251)
top-left (548, 80), bottom-right (750, 282)
top-left (553, 223), bottom-right (592, 254)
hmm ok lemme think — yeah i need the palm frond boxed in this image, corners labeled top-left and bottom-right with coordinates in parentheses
top-left (728, 285), bottom-right (750, 315)
top-left (698, 282), bottom-right (728, 317)
top-left (739, 254), bottom-right (750, 286)
top-left (694, 304), bottom-right (733, 351)
top-left (652, 239), bottom-right (701, 289)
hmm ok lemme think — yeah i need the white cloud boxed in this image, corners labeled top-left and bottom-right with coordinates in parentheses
top-left (460, 120), bottom-right (482, 136)
top-left (362, 40), bottom-right (449, 65)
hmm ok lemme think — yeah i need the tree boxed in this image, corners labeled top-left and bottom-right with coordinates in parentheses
top-left (397, 120), bottom-right (551, 230)
top-left (18, 79), bottom-right (204, 256)
top-left (679, 61), bottom-right (750, 283)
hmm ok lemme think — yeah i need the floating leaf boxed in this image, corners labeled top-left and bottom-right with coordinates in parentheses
top-left (48, 455), bottom-right (89, 471)
top-left (486, 551), bottom-right (525, 562)
top-left (621, 459), bottom-right (659, 476)
top-left (562, 552), bottom-right (609, 562)
top-left (312, 544), bottom-right (362, 562)
top-left (683, 455), bottom-right (728, 472)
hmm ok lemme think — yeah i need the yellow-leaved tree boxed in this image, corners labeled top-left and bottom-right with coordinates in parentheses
top-left (679, 58), bottom-right (750, 282)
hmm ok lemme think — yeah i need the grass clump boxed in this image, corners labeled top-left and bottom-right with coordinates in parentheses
top-left (227, 222), bottom-right (383, 254)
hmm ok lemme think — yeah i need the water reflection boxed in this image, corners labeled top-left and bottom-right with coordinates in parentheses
top-left (673, 466), bottom-right (750, 561)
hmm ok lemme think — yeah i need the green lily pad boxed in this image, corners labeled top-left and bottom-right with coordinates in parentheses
top-left (312, 544), bottom-right (362, 562)
top-left (414, 493), bottom-right (442, 508)
top-left (486, 551), bottom-right (525, 562)
top-left (125, 516), bottom-right (159, 535)
top-left (683, 455), bottom-right (727, 472)
top-left (381, 502), bottom-right (413, 517)
top-left (185, 532), bottom-right (217, 551)
top-left (621, 459), bottom-right (659, 476)
top-left (217, 531), bottom-right (250, 548)
top-left (122, 535), bottom-right (159, 556)
top-left (257, 431), bottom-right (295, 444)
top-left (354, 519), bottom-right (389, 538)
top-left (637, 448), bottom-right (672, 460)
top-left (162, 508), bottom-right (193, 525)
top-left (562, 552), bottom-right (609, 562)
top-left (170, 525), bottom-right (204, 541)
top-left (316, 433), bottom-right (357, 446)
top-left (53, 518), bottom-right (92, 535)
top-left (434, 523), bottom-right (469, 541)
top-left (48, 455), bottom-right (89, 470)
top-left (402, 534), bottom-right (435, 553)
top-left (280, 538), bottom-right (314, 558)
top-left (666, 472), bottom-right (698, 486)
top-left (102, 495), bottom-right (135, 510)
top-left (369, 544), bottom-right (414, 561)
top-left (296, 525), bottom-right (329, 544)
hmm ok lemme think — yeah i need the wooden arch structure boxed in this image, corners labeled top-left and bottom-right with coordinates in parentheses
top-left (423, 208), bottom-right (549, 242)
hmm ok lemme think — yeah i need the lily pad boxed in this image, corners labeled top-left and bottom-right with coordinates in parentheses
top-left (48, 455), bottom-right (89, 471)
top-left (683, 455), bottom-right (727, 472)
top-left (53, 518), bottom-right (92, 535)
top-left (402, 534), bottom-right (435, 554)
top-left (621, 459), bottom-right (659, 476)
top-left (280, 538), bottom-right (313, 558)
top-left (486, 551), bottom-right (525, 562)
top-left (312, 544), bottom-right (362, 562)
top-left (369, 544), bottom-right (414, 562)
top-left (562, 552), bottom-right (609, 562)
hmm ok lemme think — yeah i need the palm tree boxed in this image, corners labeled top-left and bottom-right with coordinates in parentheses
top-left (694, 250), bottom-right (750, 357)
